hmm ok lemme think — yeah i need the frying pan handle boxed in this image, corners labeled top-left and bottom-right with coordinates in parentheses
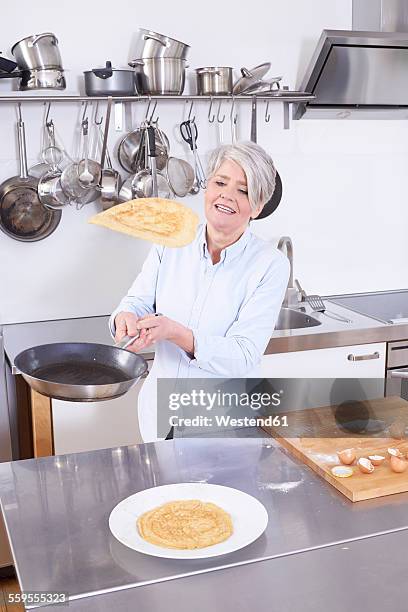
top-left (17, 110), bottom-right (28, 179)
top-left (147, 125), bottom-right (156, 158)
top-left (100, 96), bottom-right (112, 170)
top-left (115, 333), bottom-right (140, 350)
top-left (250, 96), bottom-right (257, 143)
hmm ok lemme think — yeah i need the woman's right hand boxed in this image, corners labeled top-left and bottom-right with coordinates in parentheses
top-left (114, 311), bottom-right (149, 353)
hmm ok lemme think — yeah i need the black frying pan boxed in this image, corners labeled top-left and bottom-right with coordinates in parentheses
top-left (15, 342), bottom-right (148, 401)
top-left (250, 96), bottom-right (283, 220)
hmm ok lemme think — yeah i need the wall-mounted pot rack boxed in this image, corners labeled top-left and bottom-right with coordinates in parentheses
top-left (0, 92), bottom-right (314, 130)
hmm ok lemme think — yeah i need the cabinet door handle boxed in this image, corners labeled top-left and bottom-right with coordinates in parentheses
top-left (390, 370), bottom-right (408, 379)
top-left (347, 351), bottom-right (380, 362)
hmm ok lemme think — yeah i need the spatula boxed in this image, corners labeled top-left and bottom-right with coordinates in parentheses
top-left (306, 294), bottom-right (351, 323)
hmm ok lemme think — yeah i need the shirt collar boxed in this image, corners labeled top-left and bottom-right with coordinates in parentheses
top-left (197, 224), bottom-right (252, 263)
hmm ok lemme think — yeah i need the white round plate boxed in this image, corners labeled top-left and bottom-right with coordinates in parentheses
top-left (109, 483), bottom-right (268, 559)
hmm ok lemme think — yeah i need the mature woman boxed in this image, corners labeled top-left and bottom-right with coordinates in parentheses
top-left (110, 141), bottom-right (290, 442)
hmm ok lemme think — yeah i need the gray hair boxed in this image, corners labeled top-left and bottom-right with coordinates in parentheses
top-left (207, 141), bottom-right (277, 211)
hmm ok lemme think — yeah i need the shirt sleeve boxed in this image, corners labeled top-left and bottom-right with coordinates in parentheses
top-left (109, 244), bottom-right (165, 337)
top-left (190, 253), bottom-right (290, 377)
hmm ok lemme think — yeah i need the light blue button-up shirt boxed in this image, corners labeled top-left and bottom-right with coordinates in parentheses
top-left (110, 224), bottom-right (290, 441)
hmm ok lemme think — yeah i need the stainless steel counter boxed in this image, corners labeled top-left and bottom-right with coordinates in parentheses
top-left (3, 301), bottom-right (408, 373)
top-left (36, 530), bottom-right (408, 611)
top-left (267, 300), bottom-right (408, 353)
top-left (2, 438), bottom-right (408, 608)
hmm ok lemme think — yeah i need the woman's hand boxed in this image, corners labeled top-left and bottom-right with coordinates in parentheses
top-left (137, 315), bottom-right (194, 354)
top-left (114, 311), bottom-right (149, 353)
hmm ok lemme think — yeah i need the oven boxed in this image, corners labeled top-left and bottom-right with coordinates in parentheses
top-left (386, 340), bottom-right (408, 401)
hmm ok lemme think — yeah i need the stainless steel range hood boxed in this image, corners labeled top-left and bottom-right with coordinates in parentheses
top-left (295, 0), bottom-right (408, 119)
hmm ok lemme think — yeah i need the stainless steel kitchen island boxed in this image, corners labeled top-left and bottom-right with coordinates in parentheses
top-left (1, 437), bottom-right (408, 610)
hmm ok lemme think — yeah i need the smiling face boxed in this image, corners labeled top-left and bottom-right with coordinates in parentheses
top-left (204, 159), bottom-right (263, 240)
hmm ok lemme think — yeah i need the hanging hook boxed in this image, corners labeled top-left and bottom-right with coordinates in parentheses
top-left (208, 98), bottom-right (215, 123)
top-left (94, 101), bottom-right (103, 125)
top-left (144, 98), bottom-right (158, 123)
top-left (44, 101), bottom-right (53, 127)
top-left (217, 100), bottom-right (225, 123)
top-left (230, 97), bottom-right (237, 125)
top-left (264, 100), bottom-right (271, 123)
top-left (187, 99), bottom-right (195, 121)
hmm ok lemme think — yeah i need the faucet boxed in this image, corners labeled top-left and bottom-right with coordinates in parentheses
top-left (277, 236), bottom-right (303, 308)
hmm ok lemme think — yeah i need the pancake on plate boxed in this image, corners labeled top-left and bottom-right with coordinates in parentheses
top-left (137, 499), bottom-right (233, 549)
top-left (88, 197), bottom-right (199, 247)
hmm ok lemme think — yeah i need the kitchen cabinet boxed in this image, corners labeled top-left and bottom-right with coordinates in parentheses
top-left (261, 343), bottom-right (386, 412)
top-left (51, 360), bottom-right (152, 455)
top-left (261, 343), bottom-right (386, 378)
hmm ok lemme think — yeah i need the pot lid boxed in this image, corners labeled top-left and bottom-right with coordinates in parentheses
top-left (233, 62), bottom-right (271, 94)
top-left (87, 61), bottom-right (133, 79)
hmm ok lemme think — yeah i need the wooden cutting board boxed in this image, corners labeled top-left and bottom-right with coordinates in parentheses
top-left (261, 396), bottom-right (408, 502)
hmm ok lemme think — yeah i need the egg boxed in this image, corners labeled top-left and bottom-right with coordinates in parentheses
top-left (358, 458), bottom-right (374, 474)
top-left (388, 447), bottom-right (404, 459)
top-left (390, 455), bottom-right (408, 473)
top-left (337, 448), bottom-right (356, 465)
top-left (331, 466), bottom-right (353, 478)
top-left (368, 455), bottom-right (385, 466)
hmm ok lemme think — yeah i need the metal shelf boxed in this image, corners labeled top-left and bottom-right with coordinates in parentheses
top-left (0, 93), bottom-right (314, 103)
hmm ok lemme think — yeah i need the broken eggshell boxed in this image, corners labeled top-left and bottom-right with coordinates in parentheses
top-left (368, 455), bottom-right (385, 466)
top-left (358, 458), bottom-right (374, 474)
top-left (337, 448), bottom-right (356, 465)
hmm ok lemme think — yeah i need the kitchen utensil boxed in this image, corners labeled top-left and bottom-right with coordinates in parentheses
top-left (306, 294), bottom-right (351, 323)
top-left (37, 145), bottom-right (69, 210)
top-left (232, 62), bottom-right (272, 94)
top-left (109, 482), bottom-right (268, 559)
top-left (14, 342), bottom-right (148, 401)
top-left (99, 99), bottom-right (121, 206)
top-left (60, 162), bottom-right (99, 206)
top-left (117, 176), bottom-right (135, 202)
top-left (125, 124), bottom-right (171, 199)
top-left (0, 105), bottom-right (61, 241)
top-left (117, 126), bottom-right (169, 173)
top-left (147, 124), bottom-right (158, 197)
top-left (84, 61), bottom-right (137, 96)
top-left (165, 156), bottom-right (195, 197)
top-left (249, 97), bottom-right (282, 220)
top-left (19, 68), bottom-right (65, 90)
top-left (180, 119), bottom-right (206, 189)
top-left (129, 58), bottom-right (187, 95)
top-left (0, 67), bottom-right (66, 90)
top-left (78, 118), bottom-right (95, 185)
top-left (238, 76), bottom-right (282, 95)
top-left (195, 67), bottom-right (233, 95)
top-left (12, 33), bottom-right (63, 71)
top-left (134, 29), bottom-right (190, 60)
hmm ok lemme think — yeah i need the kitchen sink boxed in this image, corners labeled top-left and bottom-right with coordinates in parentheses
top-left (274, 308), bottom-right (322, 331)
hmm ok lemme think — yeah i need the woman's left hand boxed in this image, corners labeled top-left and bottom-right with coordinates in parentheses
top-left (136, 314), bottom-right (195, 354)
top-left (136, 315), bottom-right (177, 347)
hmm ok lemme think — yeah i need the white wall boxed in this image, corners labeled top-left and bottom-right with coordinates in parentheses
top-left (0, 0), bottom-right (406, 324)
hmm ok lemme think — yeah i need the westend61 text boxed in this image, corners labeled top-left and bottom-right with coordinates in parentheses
top-left (168, 415), bottom-right (289, 428)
